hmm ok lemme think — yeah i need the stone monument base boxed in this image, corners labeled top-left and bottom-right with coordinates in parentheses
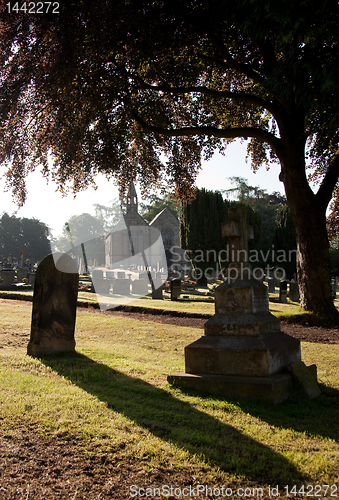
top-left (167, 371), bottom-right (293, 404)
top-left (27, 338), bottom-right (76, 357)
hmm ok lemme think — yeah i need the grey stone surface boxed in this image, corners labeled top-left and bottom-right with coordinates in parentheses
top-left (279, 280), bottom-right (288, 303)
top-left (167, 372), bottom-right (293, 405)
top-left (1, 270), bottom-right (15, 286)
top-left (267, 277), bottom-right (275, 293)
top-left (288, 361), bottom-right (321, 398)
top-left (27, 253), bottom-right (79, 357)
top-left (131, 279), bottom-right (149, 296)
top-left (170, 278), bottom-right (181, 300)
top-left (289, 280), bottom-right (300, 302)
top-left (112, 278), bottom-right (131, 295)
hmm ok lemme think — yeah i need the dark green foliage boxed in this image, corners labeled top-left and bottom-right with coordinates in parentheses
top-left (180, 189), bottom-right (229, 275)
top-left (273, 206), bottom-right (297, 279)
top-left (226, 177), bottom-right (288, 266)
top-left (0, 213), bottom-right (51, 262)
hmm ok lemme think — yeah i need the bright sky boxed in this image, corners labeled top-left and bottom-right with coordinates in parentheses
top-left (0, 140), bottom-right (285, 239)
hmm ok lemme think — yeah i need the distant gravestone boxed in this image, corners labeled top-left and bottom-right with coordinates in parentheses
top-left (289, 279), bottom-right (300, 302)
top-left (27, 253), bottom-right (79, 357)
top-left (112, 278), bottom-right (130, 295)
top-left (267, 277), bottom-right (275, 293)
top-left (279, 280), bottom-right (288, 303)
top-left (1, 270), bottom-right (15, 286)
top-left (131, 279), bottom-right (149, 295)
top-left (331, 278), bottom-right (338, 299)
top-left (170, 278), bottom-right (181, 300)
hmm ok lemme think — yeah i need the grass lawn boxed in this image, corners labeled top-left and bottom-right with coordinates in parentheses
top-left (0, 299), bottom-right (338, 497)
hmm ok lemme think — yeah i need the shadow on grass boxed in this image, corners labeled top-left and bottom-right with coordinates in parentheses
top-left (40, 351), bottom-right (306, 486)
top-left (234, 383), bottom-right (339, 443)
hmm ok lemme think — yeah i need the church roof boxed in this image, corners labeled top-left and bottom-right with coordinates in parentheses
top-left (149, 207), bottom-right (178, 226)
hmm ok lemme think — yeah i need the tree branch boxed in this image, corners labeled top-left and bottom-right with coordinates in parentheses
top-left (132, 75), bottom-right (278, 117)
top-left (208, 33), bottom-right (266, 87)
top-left (132, 111), bottom-right (282, 158)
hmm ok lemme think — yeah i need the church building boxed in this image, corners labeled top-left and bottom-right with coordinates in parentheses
top-left (105, 183), bottom-right (189, 275)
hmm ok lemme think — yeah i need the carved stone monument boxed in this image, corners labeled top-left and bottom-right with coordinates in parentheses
top-left (168, 207), bottom-right (303, 404)
top-left (27, 253), bottom-right (79, 356)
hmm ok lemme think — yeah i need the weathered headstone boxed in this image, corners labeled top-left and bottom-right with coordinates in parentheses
top-left (16, 268), bottom-right (28, 282)
top-left (168, 206), bottom-right (302, 404)
top-left (170, 278), bottom-right (181, 301)
top-left (0, 270), bottom-right (15, 286)
top-left (151, 272), bottom-right (164, 300)
top-left (267, 277), bottom-right (275, 293)
top-left (279, 280), bottom-right (288, 303)
top-left (131, 279), bottom-right (149, 295)
top-left (289, 279), bottom-right (300, 302)
top-left (112, 278), bottom-right (131, 295)
top-left (288, 361), bottom-right (321, 398)
top-left (27, 253), bottom-right (79, 357)
top-left (331, 278), bottom-right (338, 299)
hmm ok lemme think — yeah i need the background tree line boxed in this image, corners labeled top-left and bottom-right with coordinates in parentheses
top-left (0, 213), bottom-right (51, 263)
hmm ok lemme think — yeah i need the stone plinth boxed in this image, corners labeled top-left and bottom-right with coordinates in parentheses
top-left (168, 276), bottom-right (301, 403)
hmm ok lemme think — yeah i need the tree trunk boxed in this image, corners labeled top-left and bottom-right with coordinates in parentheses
top-left (294, 205), bottom-right (334, 314)
top-left (279, 128), bottom-right (337, 317)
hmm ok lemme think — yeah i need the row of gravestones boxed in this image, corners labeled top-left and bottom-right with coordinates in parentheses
top-left (91, 270), bottom-right (165, 297)
top-left (267, 277), bottom-right (300, 302)
top-left (91, 269), bottom-right (181, 301)
top-left (0, 268), bottom-right (35, 286)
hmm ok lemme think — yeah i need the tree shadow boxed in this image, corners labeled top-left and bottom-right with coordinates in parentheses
top-left (40, 351), bottom-right (307, 485)
top-left (233, 383), bottom-right (339, 443)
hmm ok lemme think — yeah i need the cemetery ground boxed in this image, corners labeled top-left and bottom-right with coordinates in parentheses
top-left (0, 299), bottom-right (338, 499)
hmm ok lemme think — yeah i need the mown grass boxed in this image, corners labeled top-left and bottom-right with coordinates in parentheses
top-left (0, 299), bottom-right (338, 493)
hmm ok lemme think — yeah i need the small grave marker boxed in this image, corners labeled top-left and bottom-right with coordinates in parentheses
top-left (279, 280), bottom-right (288, 303)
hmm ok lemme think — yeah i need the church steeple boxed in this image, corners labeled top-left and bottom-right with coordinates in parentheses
top-left (127, 181), bottom-right (138, 212)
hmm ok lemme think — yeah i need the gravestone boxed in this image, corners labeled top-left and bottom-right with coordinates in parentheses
top-left (16, 268), bottom-right (28, 282)
top-left (152, 272), bottom-right (164, 300)
top-left (92, 269), bottom-right (104, 280)
top-left (289, 279), bottom-right (300, 302)
top-left (267, 277), bottom-right (275, 293)
top-left (331, 278), bottom-right (338, 299)
top-left (170, 278), bottom-right (181, 301)
top-left (0, 269), bottom-right (15, 286)
top-left (112, 278), bottom-right (131, 295)
top-left (27, 253), bottom-right (79, 357)
top-left (168, 206), bottom-right (303, 404)
top-left (279, 280), bottom-right (288, 303)
top-left (132, 279), bottom-right (149, 296)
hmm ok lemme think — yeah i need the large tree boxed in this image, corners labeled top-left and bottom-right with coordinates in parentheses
top-left (1, 1), bottom-right (339, 315)
top-left (0, 213), bottom-right (51, 262)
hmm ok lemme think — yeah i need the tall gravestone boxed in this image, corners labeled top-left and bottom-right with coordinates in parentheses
top-left (27, 253), bottom-right (79, 357)
top-left (168, 207), bottom-right (303, 404)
